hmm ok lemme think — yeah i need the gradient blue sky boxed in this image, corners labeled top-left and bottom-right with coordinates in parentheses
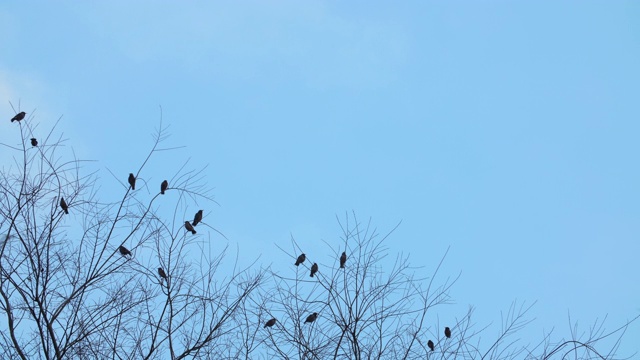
top-left (2, 1), bottom-right (639, 355)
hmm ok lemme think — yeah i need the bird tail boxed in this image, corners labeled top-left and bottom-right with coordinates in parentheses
top-left (192, 230), bottom-right (197, 234)
top-left (161, 190), bottom-right (165, 194)
top-left (64, 209), bottom-right (69, 215)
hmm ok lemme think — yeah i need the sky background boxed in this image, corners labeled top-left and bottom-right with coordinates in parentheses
top-left (1, 1), bottom-right (639, 356)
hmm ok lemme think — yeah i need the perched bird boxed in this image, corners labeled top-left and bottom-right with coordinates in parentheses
top-left (427, 340), bottom-right (435, 351)
top-left (304, 312), bottom-right (318, 324)
top-left (184, 221), bottom-right (197, 234)
top-left (192, 210), bottom-right (203, 226)
top-left (118, 245), bottom-right (132, 257)
top-left (158, 267), bottom-right (168, 280)
top-left (264, 318), bottom-right (277, 328)
top-left (160, 180), bottom-right (168, 194)
top-left (30, 138), bottom-right (38, 147)
top-left (11, 112), bottom-right (26, 122)
top-left (294, 253), bottom-right (306, 266)
top-left (60, 197), bottom-right (69, 214)
top-left (128, 173), bottom-right (136, 190)
top-left (444, 327), bottom-right (451, 338)
top-left (340, 252), bottom-right (347, 268)
top-left (310, 263), bottom-right (318, 277)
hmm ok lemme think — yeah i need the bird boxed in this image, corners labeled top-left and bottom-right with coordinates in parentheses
top-left (304, 312), bottom-right (318, 324)
top-left (30, 138), bottom-right (38, 147)
top-left (427, 340), bottom-right (435, 351)
top-left (11, 112), bottom-right (26, 122)
top-left (128, 173), bottom-right (136, 190)
top-left (340, 251), bottom-right (347, 268)
top-left (444, 327), bottom-right (451, 338)
top-left (158, 267), bottom-right (168, 280)
top-left (60, 197), bottom-right (69, 214)
top-left (264, 318), bottom-right (277, 328)
top-left (184, 221), bottom-right (196, 234)
top-left (118, 245), bottom-right (132, 257)
top-left (192, 210), bottom-right (203, 226)
top-left (160, 180), bottom-right (168, 194)
top-left (294, 253), bottom-right (306, 266)
top-left (310, 263), bottom-right (318, 277)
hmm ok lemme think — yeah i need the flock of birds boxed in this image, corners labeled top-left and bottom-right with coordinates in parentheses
top-left (9, 112), bottom-right (38, 146)
top-left (63, 170), bottom-right (202, 283)
top-left (266, 248), bottom-right (450, 350)
top-left (119, 174), bottom-right (204, 283)
top-left (257, 251), bottom-right (349, 329)
top-left (11, 111), bottom-right (198, 289)
top-left (11, 111), bottom-right (452, 349)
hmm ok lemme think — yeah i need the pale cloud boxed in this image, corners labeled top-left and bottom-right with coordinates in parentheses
top-left (0, 77), bottom-right (18, 112)
top-left (0, 68), bottom-right (66, 128)
top-left (0, 70), bottom-right (35, 163)
top-left (70, 1), bottom-right (410, 90)
top-left (0, 70), bottom-right (40, 148)
top-left (0, 68), bottom-right (90, 162)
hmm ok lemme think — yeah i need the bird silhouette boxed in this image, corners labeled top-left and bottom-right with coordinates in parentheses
top-left (60, 197), bottom-right (69, 214)
top-left (184, 221), bottom-right (196, 234)
top-left (444, 327), bottom-right (451, 338)
top-left (158, 267), bottom-right (168, 280)
top-left (304, 312), bottom-right (318, 324)
top-left (118, 245), bottom-right (132, 257)
top-left (193, 210), bottom-right (203, 226)
top-left (11, 112), bottom-right (26, 122)
top-left (128, 173), bottom-right (136, 190)
top-left (340, 252), bottom-right (347, 268)
top-left (310, 263), bottom-right (318, 277)
top-left (160, 180), bottom-right (168, 194)
top-left (295, 253), bottom-right (306, 266)
top-left (428, 340), bottom-right (435, 351)
top-left (264, 318), bottom-right (277, 328)
top-left (30, 138), bottom-right (38, 147)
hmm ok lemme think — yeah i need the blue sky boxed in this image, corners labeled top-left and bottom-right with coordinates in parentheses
top-left (2, 1), bottom-right (639, 355)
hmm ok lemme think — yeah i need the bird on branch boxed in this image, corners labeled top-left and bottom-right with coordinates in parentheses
top-left (264, 318), bottom-right (277, 328)
top-left (118, 245), bottom-right (132, 257)
top-left (11, 112), bottom-right (26, 122)
top-left (158, 267), bottom-right (168, 280)
top-left (295, 253), bottom-right (306, 266)
top-left (60, 197), bottom-right (69, 214)
top-left (193, 210), bottom-right (203, 226)
top-left (128, 173), bottom-right (136, 190)
top-left (304, 312), bottom-right (318, 324)
top-left (184, 221), bottom-right (196, 234)
top-left (160, 180), bottom-right (168, 194)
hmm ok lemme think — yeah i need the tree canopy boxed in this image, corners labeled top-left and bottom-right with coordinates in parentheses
top-left (1, 111), bottom-right (637, 359)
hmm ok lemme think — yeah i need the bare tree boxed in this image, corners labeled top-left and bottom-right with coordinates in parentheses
top-left (251, 213), bottom-right (458, 359)
top-left (254, 213), bottom-right (637, 360)
top-left (0, 108), bottom-right (636, 359)
top-left (0, 108), bottom-right (262, 359)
